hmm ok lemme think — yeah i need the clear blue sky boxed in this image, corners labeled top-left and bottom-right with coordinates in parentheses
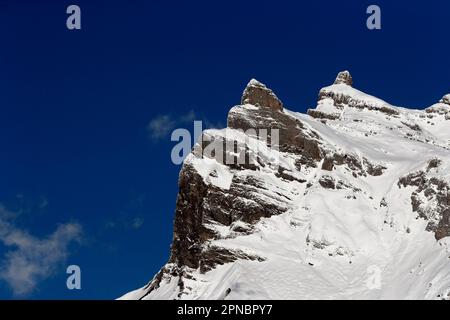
top-left (0, 0), bottom-right (449, 299)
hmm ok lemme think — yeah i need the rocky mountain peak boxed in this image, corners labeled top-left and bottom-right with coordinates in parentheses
top-left (440, 94), bottom-right (450, 105)
top-left (333, 70), bottom-right (353, 86)
top-left (310, 70), bottom-right (399, 120)
top-left (122, 74), bottom-right (450, 301)
top-left (241, 79), bottom-right (283, 111)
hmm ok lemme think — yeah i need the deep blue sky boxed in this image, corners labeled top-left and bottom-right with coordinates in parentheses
top-left (0, 0), bottom-right (448, 299)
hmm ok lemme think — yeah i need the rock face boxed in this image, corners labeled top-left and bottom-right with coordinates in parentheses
top-left (121, 73), bottom-right (450, 301)
top-left (440, 94), bottom-right (450, 105)
top-left (398, 161), bottom-right (450, 241)
top-left (426, 94), bottom-right (450, 119)
top-left (333, 70), bottom-right (353, 86)
top-left (241, 79), bottom-right (283, 111)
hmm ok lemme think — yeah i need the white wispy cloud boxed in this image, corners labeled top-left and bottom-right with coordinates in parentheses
top-left (103, 215), bottom-right (144, 231)
top-left (0, 204), bottom-right (82, 296)
top-left (147, 109), bottom-right (224, 140)
top-left (131, 217), bottom-right (144, 229)
top-left (147, 115), bottom-right (177, 140)
top-left (146, 110), bottom-right (197, 140)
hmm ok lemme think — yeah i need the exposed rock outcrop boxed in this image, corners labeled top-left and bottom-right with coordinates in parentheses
top-left (399, 167), bottom-right (450, 240)
top-left (333, 70), bottom-right (353, 86)
top-left (321, 152), bottom-right (386, 177)
top-left (426, 94), bottom-right (450, 118)
top-left (440, 94), bottom-right (450, 105)
top-left (241, 79), bottom-right (283, 111)
top-left (307, 109), bottom-right (341, 120)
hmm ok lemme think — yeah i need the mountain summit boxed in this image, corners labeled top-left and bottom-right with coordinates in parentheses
top-left (121, 72), bottom-right (450, 300)
top-left (241, 79), bottom-right (283, 111)
top-left (333, 70), bottom-right (353, 86)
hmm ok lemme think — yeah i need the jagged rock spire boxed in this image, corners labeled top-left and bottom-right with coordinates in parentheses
top-left (241, 79), bottom-right (283, 111)
top-left (333, 71), bottom-right (353, 86)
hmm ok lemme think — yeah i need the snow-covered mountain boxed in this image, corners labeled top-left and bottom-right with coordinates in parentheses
top-left (121, 71), bottom-right (450, 300)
